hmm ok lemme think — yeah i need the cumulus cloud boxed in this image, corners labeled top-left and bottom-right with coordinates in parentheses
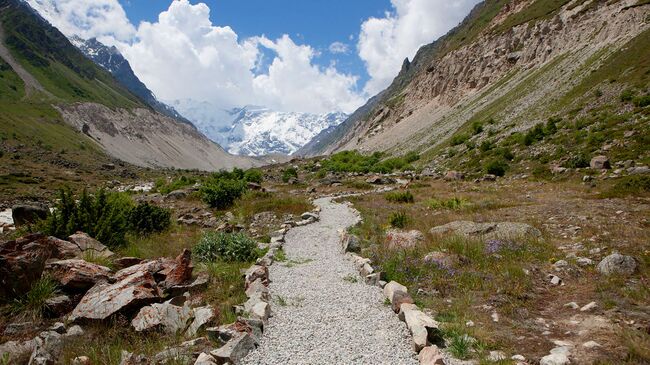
top-left (26, 0), bottom-right (364, 114)
top-left (328, 41), bottom-right (349, 54)
top-left (358, 0), bottom-right (481, 95)
top-left (25, 0), bottom-right (135, 45)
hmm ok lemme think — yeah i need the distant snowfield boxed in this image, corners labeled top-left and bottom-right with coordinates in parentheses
top-left (170, 100), bottom-right (347, 157)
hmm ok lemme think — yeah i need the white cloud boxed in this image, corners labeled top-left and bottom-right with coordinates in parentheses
top-left (358, 0), bottom-right (481, 95)
top-left (328, 41), bottom-right (349, 54)
top-left (25, 0), bottom-right (135, 44)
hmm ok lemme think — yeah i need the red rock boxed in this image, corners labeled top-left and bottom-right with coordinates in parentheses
top-left (45, 259), bottom-right (112, 291)
top-left (0, 234), bottom-right (55, 299)
top-left (160, 249), bottom-right (193, 289)
top-left (244, 265), bottom-right (269, 289)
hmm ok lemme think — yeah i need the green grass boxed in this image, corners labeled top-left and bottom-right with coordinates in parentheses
top-left (427, 197), bottom-right (469, 210)
top-left (199, 260), bottom-right (252, 325)
top-left (493, 0), bottom-right (573, 34)
top-left (385, 190), bottom-right (415, 203)
top-left (600, 175), bottom-right (650, 198)
top-left (8, 275), bottom-right (59, 319)
top-left (389, 211), bottom-right (409, 228)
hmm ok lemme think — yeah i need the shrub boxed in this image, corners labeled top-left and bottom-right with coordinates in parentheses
top-left (485, 159), bottom-right (509, 177)
top-left (282, 167), bottom-right (298, 183)
top-left (389, 211), bottom-right (409, 228)
top-left (193, 232), bottom-right (260, 263)
top-left (479, 140), bottom-right (494, 152)
top-left (428, 197), bottom-right (467, 210)
top-left (562, 153), bottom-right (591, 168)
top-left (404, 151), bottom-right (420, 163)
top-left (633, 94), bottom-right (650, 108)
top-left (128, 202), bottom-right (171, 235)
top-left (620, 88), bottom-right (635, 102)
top-left (450, 133), bottom-right (469, 146)
top-left (244, 169), bottom-right (264, 184)
top-left (601, 175), bottom-right (650, 198)
top-left (201, 179), bottom-right (247, 210)
top-left (471, 121), bottom-right (483, 135)
top-left (156, 175), bottom-right (196, 194)
top-left (43, 189), bottom-right (131, 248)
top-left (385, 190), bottom-right (415, 203)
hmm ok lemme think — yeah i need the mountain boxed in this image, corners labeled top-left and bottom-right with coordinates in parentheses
top-left (69, 36), bottom-right (192, 126)
top-left (300, 0), bottom-right (650, 164)
top-left (170, 100), bottom-right (347, 156)
top-left (0, 0), bottom-right (256, 171)
top-left (226, 107), bottom-right (347, 156)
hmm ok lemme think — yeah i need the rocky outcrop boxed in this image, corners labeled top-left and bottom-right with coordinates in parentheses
top-left (430, 221), bottom-right (541, 240)
top-left (385, 229), bottom-right (425, 249)
top-left (597, 253), bottom-right (637, 276)
top-left (11, 204), bottom-right (48, 226)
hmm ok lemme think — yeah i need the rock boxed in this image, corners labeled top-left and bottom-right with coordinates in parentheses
top-left (576, 257), bottom-right (594, 266)
top-left (597, 253), bottom-right (637, 276)
top-left (68, 232), bottom-right (114, 259)
top-left (195, 352), bottom-right (218, 365)
top-left (131, 301), bottom-right (192, 334)
top-left (45, 259), bottom-right (111, 291)
top-left (300, 212), bottom-right (318, 221)
top-left (210, 332), bottom-right (256, 364)
top-left (391, 291), bottom-right (415, 313)
top-left (45, 295), bottom-right (73, 317)
top-left (113, 257), bottom-right (144, 270)
top-left (580, 301), bottom-right (597, 312)
top-left (430, 221), bottom-right (541, 240)
top-left (72, 356), bottom-right (91, 365)
top-left (540, 353), bottom-right (570, 365)
top-left (385, 229), bottom-right (424, 250)
top-left (590, 155), bottom-right (611, 170)
top-left (3, 321), bottom-right (35, 336)
top-left (65, 325), bottom-right (84, 337)
top-left (553, 260), bottom-right (568, 269)
top-left (250, 301), bottom-right (271, 321)
top-left (0, 337), bottom-right (43, 363)
top-left (564, 302), bottom-right (579, 309)
top-left (383, 281), bottom-right (408, 301)
top-left (482, 174), bottom-right (497, 181)
top-left (165, 190), bottom-right (188, 200)
top-left (245, 278), bottom-right (270, 301)
top-left (160, 249), bottom-right (194, 289)
top-left (70, 271), bottom-right (161, 322)
top-left (630, 166), bottom-right (650, 175)
top-left (360, 263), bottom-right (374, 276)
top-left (549, 275), bottom-right (562, 285)
top-left (118, 351), bottom-right (148, 365)
top-left (512, 354), bottom-right (526, 361)
top-left (582, 340), bottom-right (601, 349)
top-left (399, 305), bottom-right (441, 352)
top-left (418, 345), bottom-right (445, 364)
top-left (365, 273), bottom-right (382, 286)
top-left (48, 322), bottom-right (66, 334)
top-left (244, 265), bottom-right (269, 288)
top-left (423, 251), bottom-right (463, 269)
top-left (339, 231), bottom-right (361, 253)
top-left (11, 204), bottom-right (48, 226)
top-left (0, 234), bottom-right (57, 299)
top-left (168, 272), bottom-right (210, 296)
top-left (488, 351), bottom-right (507, 361)
top-left (187, 306), bottom-right (216, 337)
top-left (366, 176), bottom-right (396, 185)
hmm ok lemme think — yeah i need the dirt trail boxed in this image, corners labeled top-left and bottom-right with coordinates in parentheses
top-left (242, 197), bottom-right (417, 365)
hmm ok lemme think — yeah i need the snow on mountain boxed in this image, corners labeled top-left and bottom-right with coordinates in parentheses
top-left (169, 101), bottom-right (347, 156)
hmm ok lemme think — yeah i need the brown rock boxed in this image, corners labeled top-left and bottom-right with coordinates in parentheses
top-left (45, 295), bottom-right (73, 317)
top-left (69, 271), bottom-right (161, 322)
top-left (68, 232), bottom-right (114, 258)
top-left (590, 155), bottom-right (611, 170)
top-left (391, 291), bottom-right (415, 313)
top-left (0, 234), bottom-right (56, 299)
top-left (113, 257), bottom-right (144, 270)
top-left (160, 249), bottom-right (193, 289)
top-left (244, 265), bottom-right (269, 289)
top-left (45, 259), bottom-right (112, 291)
top-left (386, 229), bottom-right (424, 250)
top-left (444, 171), bottom-right (464, 181)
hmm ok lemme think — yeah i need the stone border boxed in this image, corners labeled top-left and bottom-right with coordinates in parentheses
top-left (197, 207), bottom-right (322, 364)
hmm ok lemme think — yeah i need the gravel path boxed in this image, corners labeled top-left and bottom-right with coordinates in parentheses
top-left (242, 197), bottom-right (418, 365)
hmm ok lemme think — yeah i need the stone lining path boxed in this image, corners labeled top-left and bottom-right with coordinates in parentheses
top-left (242, 197), bottom-right (417, 364)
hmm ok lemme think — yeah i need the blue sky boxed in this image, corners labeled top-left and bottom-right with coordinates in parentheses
top-left (118, 0), bottom-right (393, 88)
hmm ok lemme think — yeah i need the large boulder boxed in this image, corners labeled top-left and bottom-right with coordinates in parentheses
top-left (419, 345), bottom-right (445, 364)
top-left (444, 171), bottom-right (465, 181)
top-left (159, 249), bottom-right (193, 289)
top-left (11, 204), bottom-right (48, 227)
top-left (429, 221), bottom-right (541, 240)
top-left (131, 301), bottom-right (192, 334)
top-left (597, 253), bottom-right (637, 276)
top-left (423, 251), bottom-right (464, 270)
top-left (386, 229), bottom-right (425, 250)
top-left (68, 232), bottom-right (114, 259)
top-left (69, 270), bottom-right (161, 322)
top-left (0, 234), bottom-right (56, 299)
top-left (45, 259), bottom-right (112, 291)
top-left (398, 304), bottom-right (441, 352)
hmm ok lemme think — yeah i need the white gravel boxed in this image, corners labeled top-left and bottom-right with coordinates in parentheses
top-left (242, 197), bottom-right (418, 365)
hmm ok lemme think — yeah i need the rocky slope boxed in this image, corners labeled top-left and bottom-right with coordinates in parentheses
top-left (300, 0), bottom-right (650, 158)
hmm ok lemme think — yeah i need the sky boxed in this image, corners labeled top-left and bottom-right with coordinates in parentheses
top-left (25, 0), bottom-right (481, 114)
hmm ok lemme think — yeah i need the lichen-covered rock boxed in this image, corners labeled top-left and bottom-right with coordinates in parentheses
top-left (597, 253), bottom-right (637, 276)
top-left (430, 221), bottom-right (541, 240)
top-left (210, 332), bottom-right (256, 364)
top-left (131, 301), bottom-right (192, 334)
top-left (385, 229), bottom-right (424, 250)
top-left (68, 232), bottom-right (114, 258)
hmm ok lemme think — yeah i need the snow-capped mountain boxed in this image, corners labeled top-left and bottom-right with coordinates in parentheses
top-left (169, 101), bottom-right (347, 156)
top-left (70, 36), bottom-right (191, 125)
top-left (226, 107), bottom-right (348, 156)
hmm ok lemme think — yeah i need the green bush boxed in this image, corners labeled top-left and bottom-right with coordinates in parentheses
top-left (128, 202), bottom-right (171, 235)
top-left (319, 150), bottom-right (415, 174)
top-left (389, 211), bottom-right (409, 228)
top-left (620, 88), bottom-right (635, 102)
top-left (282, 167), bottom-right (298, 183)
top-left (562, 153), bottom-right (591, 168)
top-left (404, 151), bottom-right (420, 163)
top-left (244, 169), bottom-right (264, 184)
top-left (601, 175), bottom-right (650, 198)
top-left (201, 178), bottom-right (247, 210)
top-left (471, 121), bottom-right (483, 135)
top-left (485, 159), bottom-right (509, 177)
top-left (156, 175), bottom-right (196, 194)
top-left (479, 140), bottom-right (494, 152)
top-left (43, 189), bottom-right (131, 248)
top-left (193, 232), bottom-right (260, 263)
top-left (450, 134), bottom-right (469, 146)
top-left (633, 94), bottom-right (650, 107)
top-left (428, 197), bottom-right (467, 210)
top-left (385, 190), bottom-right (415, 203)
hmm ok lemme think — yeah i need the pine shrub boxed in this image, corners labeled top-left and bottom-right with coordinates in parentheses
top-left (193, 232), bottom-right (259, 263)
